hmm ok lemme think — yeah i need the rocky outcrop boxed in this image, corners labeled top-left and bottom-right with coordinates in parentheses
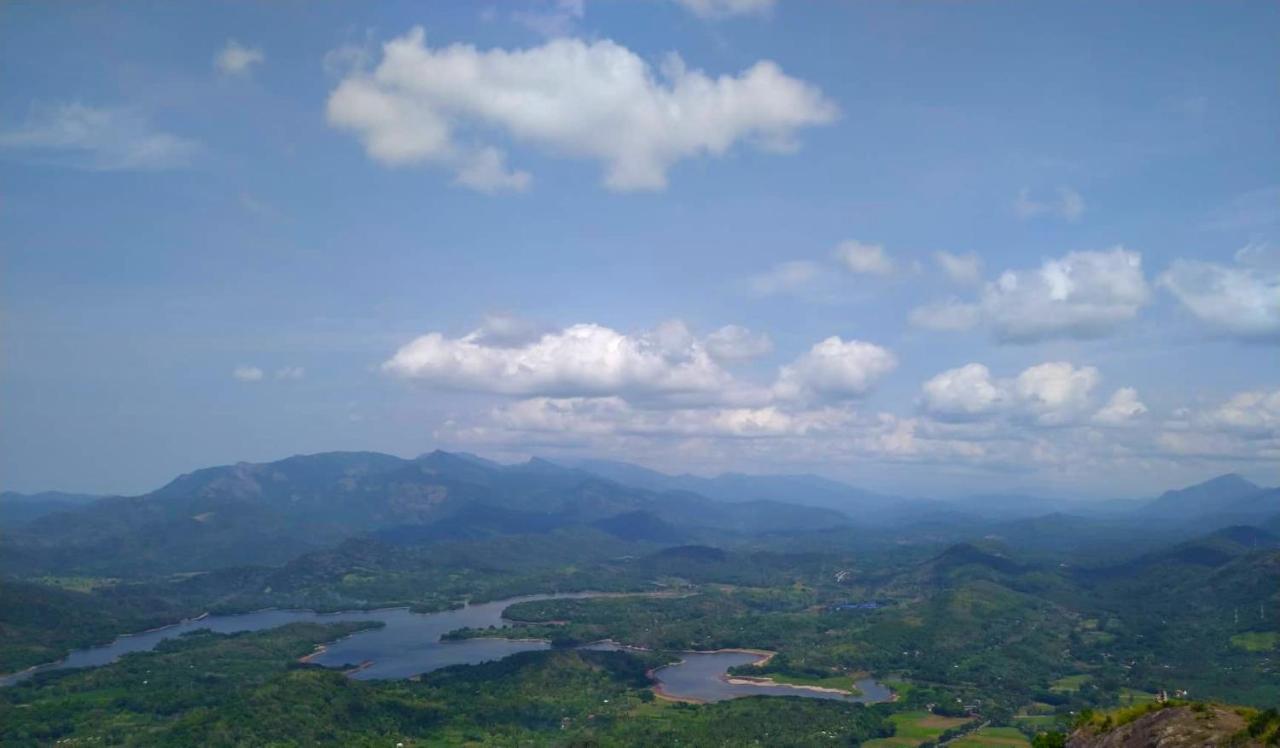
top-left (1067, 705), bottom-right (1254, 748)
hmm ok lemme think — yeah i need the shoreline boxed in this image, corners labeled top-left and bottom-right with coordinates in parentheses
top-left (0, 609), bottom-right (217, 684)
top-left (722, 674), bottom-right (859, 697)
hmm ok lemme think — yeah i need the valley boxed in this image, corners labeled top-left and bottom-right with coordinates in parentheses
top-left (1, 451), bottom-right (1277, 745)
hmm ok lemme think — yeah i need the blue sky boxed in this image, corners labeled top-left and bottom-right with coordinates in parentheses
top-left (2, 1), bottom-right (1277, 499)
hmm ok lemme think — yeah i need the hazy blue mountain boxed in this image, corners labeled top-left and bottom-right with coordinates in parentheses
top-left (563, 457), bottom-right (947, 524)
top-left (3, 451), bottom-right (851, 576)
top-left (1139, 473), bottom-right (1261, 517)
top-left (0, 491), bottom-right (107, 527)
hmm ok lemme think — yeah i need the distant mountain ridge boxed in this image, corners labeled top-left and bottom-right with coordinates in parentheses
top-left (5, 450), bottom-right (1275, 578)
top-left (564, 458), bottom-right (1277, 526)
top-left (1, 450), bottom-right (850, 576)
top-left (0, 491), bottom-right (107, 527)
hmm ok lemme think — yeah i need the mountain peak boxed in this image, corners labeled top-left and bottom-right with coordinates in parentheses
top-left (1190, 473), bottom-right (1258, 492)
top-left (1144, 473), bottom-right (1265, 520)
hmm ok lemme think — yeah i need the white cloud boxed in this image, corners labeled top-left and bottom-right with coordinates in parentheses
top-left (773, 337), bottom-right (897, 402)
top-left (705, 325), bottom-right (773, 362)
top-left (454, 146), bottom-right (531, 193)
top-left (215, 40), bottom-right (264, 76)
top-left (1015, 186), bottom-right (1085, 221)
top-left (275, 366), bottom-right (306, 381)
top-left (0, 103), bottom-right (199, 171)
top-left (472, 313), bottom-right (547, 347)
top-left (1202, 388), bottom-right (1280, 436)
top-left (233, 365), bottom-right (264, 382)
top-left (1157, 387), bottom-right (1280, 461)
top-left (908, 299), bottom-right (981, 332)
top-left (489, 396), bottom-right (850, 439)
top-left (1014, 362), bottom-right (1100, 425)
top-left (326, 27), bottom-right (836, 191)
top-left (673, 0), bottom-right (776, 18)
top-left (1093, 387), bottom-right (1147, 426)
top-left (921, 361), bottom-right (1103, 426)
top-left (1159, 244), bottom-right (1280, 338)
top-left (921, 364), bottom-right (1004, 418)
top-left (746, 260), bottom-right (821, 296)
top-left (834, 240), bottom-right (893, 275)
top-left (911, 249), bottom-right (1150, 341)
top-left (980, 247), bottom-right (1150, 342)
top-left (934, 251), bottom-right (982, 285)
top-left (382, 322), bottom-right (732, 398)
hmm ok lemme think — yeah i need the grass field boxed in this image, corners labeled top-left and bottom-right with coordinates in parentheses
top-left (949, 726), bottom-right (1031, 747)
top-left (863, 711), bottom-right (972, 747)
top-left (1231, 631), bottom-right (1279, 652)
top-left (1119, 687), bottom-right (1158, 704)
top-left (1050, 674), bottom-right (1091, 692)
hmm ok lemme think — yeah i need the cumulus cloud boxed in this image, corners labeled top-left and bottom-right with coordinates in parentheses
top-left (834, 240), bottom-right (893, 275)
top-left (980, 247), bottom-right (1150, 342)
top-left (275, 366), bottom-right (306, 381)
top-left (746, 260), bottom-right (821, 296)
top-left (472, 313), bottom-right (547, 347)
top-left (1014, 186), bottom-right (1085, 221)
top-left (934, 251), bottom-right (982, 285)
top-left (1158, 387), bottom-right (1280, 461)
top-left (325, 27), bottom-right (836, 191)
top-left (908, 299), bottom-right (981, 332)
top-left (215, 40), bottom-right (264, 76)
top-left (1014, 362), bottom-right (1100, 425)
top-left (0, 103), bottom-right (199, 171)
top-left (1159, 244), bottom-right (1280, 338)
top-left (773, 337), bottom-right (897, 402)
top-left (921, 363), bottom-right (1004, 418)
top-left (673, 0), bottom-right (775, 18)
top-left (705, 325), bottom-right (773, 362)
top-left (382, 321), bottom-right (732, 398)
top-left (910, 249), bottom-right (1150, 341)
top-left (489, 396), bottom-right (850, 439)
top-left (1093, 387), bottom-right (1147, 426)
top-left (921, 361), bottom-right (1104, 426)
top-left (1201, 388), bottom-right (1280, 436)
top-left (232, 365), bottom-right (264, 382)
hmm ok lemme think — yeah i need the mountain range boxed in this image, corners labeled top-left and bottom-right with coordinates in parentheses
top-left (3, 450), bottom-right (1275, 577)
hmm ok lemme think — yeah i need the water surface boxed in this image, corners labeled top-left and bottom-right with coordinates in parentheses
top-left (0, 593), bottom-right (599, 687)
top-left (586, 643), bottom-right (893, 704)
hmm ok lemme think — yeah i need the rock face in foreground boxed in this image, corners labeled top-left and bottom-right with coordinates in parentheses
top-left (1067, 705), bottom-right (1254, 748)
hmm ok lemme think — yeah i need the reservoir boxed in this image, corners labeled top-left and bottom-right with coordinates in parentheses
top-left (1, 594), bottom-right (891, 705)
top-left (0, 593), bottom-right (598, 687)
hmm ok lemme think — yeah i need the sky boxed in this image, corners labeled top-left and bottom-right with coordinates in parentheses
top-left (2, 0), bottom-right (1278, 500)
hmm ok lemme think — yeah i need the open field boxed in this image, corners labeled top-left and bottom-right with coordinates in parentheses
top-left (864, 711), bottom-right (973, 747)
top-left (1231, 631), bottom-right (1279, 652)
top-left (949, 725), bottom-right (1031, 747)
top-left (1050, 674), bottom-right (1091, 692)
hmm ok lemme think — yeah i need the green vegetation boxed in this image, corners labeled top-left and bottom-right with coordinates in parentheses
top-left (756, 671), bottom-right (864, 694)
top-left (1232, 631), bottom-right (1279, 652)
top-left (2, 451), bottom-right (1277, 744)
top-left (0, 623), bottom-right (891, 746)
top-left (950, 726), bottom-right (1031, 747)
top-left (864, 711), bottom-right (974, 747)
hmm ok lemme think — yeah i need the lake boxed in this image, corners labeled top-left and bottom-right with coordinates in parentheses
top-left (0, 592), bottom-right (601, 687)
top-left (2, 595), bottom-right (892, 705)
top-left (586, 643), bottom-right (894, 704)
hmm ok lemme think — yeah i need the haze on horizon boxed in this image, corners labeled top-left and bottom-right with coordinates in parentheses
top-left (2, 1), bottom-right (1278, 500)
